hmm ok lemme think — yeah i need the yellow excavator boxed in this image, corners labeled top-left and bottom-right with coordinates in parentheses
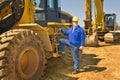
top-left (84, 0), bottom-right (120, 46)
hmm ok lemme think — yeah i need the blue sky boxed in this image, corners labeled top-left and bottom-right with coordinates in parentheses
top-left (61, 0), bottom-right (120, 27)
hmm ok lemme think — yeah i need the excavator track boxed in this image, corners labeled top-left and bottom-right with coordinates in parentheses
top-left (0, 29), bottom-right (47, 80)
top-left (104, 31), bottom-right (120, 43)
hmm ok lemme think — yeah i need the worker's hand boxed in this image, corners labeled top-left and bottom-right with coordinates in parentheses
top-left (79, 46), bottom-right (83, 50)
top-left (59, 27), bottom-right (62, 31)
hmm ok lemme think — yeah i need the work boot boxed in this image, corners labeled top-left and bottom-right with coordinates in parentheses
top-left (72, 69), bottom-right (79, 74)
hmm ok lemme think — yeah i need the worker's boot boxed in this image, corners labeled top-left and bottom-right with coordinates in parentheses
top-left (72, 69), bottom-right (79, 74)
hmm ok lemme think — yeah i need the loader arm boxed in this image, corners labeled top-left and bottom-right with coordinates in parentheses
top-left (0, 0), bottom-right (24, 34)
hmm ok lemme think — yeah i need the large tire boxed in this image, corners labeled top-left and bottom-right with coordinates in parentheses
top-left (0, 29), bottom-right (47, 80)
top-left (61, 47), bottom-right (73, 65)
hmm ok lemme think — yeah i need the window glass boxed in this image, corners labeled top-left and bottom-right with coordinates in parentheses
top-left (58, 0), bottom-right (61, 10)
top-left (35, 0), bottom-right (45, 10)
top-left (47, 0), bottom-right (54, 10)
top-left (35, 13), bottom-right (46, 21)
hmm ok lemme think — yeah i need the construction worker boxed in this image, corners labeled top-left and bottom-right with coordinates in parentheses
top-left (59, 16), bottom-right (85, 74)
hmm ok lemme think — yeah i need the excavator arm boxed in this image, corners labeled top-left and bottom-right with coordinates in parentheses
top-left (84, 0), bottom-right (92, 35)
top-left (93, 0), bottom-right (104, 31)
top-left (84, 0), bottom-right (104, 33)
top-left (84, 0), bottom-right (99, 46)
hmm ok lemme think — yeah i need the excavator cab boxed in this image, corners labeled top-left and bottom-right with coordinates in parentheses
top-left (104, 14), bottom-right (116, 31)
top-left (34, 0), bottom-right (61, 26)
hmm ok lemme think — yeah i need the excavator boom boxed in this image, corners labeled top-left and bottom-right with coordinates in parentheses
top-left (84, 0), bottom-right (120, 45)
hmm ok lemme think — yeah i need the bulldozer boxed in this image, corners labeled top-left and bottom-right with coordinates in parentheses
top-left (0, 0), bottom-right (72, 79)
top-left (84, 0), bottom-right (120, 46)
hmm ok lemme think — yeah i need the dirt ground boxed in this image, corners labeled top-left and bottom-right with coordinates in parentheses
top-left (41, 42), bottom-right (120, 80)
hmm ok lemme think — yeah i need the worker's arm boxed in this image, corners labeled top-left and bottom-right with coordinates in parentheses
top-left (60, 29), bottom-right (70, 36)
top-left (79, 28), bottom-right (85, 50)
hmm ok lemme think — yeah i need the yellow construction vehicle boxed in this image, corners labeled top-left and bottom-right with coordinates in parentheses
top-left (0, 0), bottom-right (72, 79)
top-left (0, 0), bottom-right (119, 79)
top-left (84, 0), bottom-right (120, 46)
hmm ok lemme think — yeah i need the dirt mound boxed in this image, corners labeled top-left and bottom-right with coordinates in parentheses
top-left (42, 43), bottom-right (120, 80)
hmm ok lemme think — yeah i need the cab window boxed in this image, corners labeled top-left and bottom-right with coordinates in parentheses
top-left (58, 0), bottom-right (61, 10)
top-left (47, 0), bottom-right (55, 10)
top-left (35, 13), bottom-right (46, 21)
top-left (35, 0), bottom-right (45, 10)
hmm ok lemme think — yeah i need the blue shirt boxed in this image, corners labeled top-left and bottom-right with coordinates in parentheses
top-left (61, 25), bottom-right (85, 47)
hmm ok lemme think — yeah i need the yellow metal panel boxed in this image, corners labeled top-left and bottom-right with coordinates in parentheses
top-left (19, 0), bottom-right (35, 24)
top-left (13, 23), bottom-right (53, 52)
